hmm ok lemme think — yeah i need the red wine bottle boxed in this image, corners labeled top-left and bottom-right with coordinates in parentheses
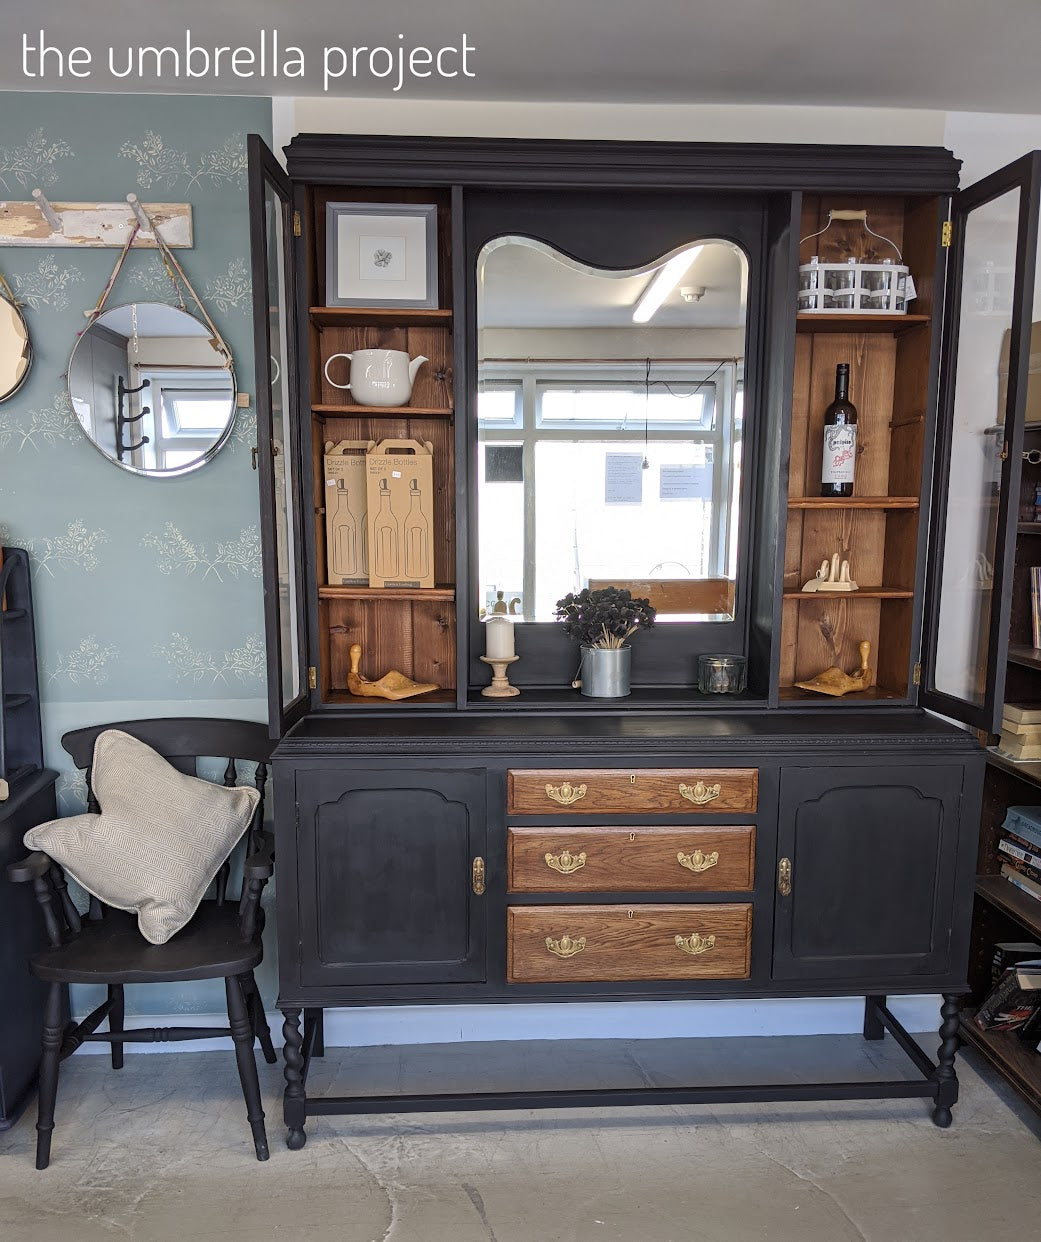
top-left (821, 363), bottom-right (858, 498)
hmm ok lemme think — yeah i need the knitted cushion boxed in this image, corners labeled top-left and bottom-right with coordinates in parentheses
top-left (24, 729), bottom-right (260, 944)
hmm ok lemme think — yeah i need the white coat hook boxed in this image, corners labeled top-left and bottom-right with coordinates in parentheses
top-left (126, 193), bottom-right (157, 237)
top-left (31, 188), bottom-right (62, 233)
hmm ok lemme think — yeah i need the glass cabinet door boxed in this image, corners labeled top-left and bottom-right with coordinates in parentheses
top-left (248, 135), bottom-right (308, 738)
top-left (923, 153), bottom-right (1041, 734)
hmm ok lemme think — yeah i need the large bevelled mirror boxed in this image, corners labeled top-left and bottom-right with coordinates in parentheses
top-left (0, 296), bottom-right (32, 402)
top-left (477, 236), bottom-right (747, 622)
top-left (68, 303), bottom-right (236, 477)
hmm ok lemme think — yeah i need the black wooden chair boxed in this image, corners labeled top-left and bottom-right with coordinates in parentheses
top-left (7, 718), bottom-right (277, 1168)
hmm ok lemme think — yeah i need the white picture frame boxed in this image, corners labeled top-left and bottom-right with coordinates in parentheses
top-left (325, 203), bottom-right (439, 309)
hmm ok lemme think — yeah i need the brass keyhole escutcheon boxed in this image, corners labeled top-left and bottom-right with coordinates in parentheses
top-left (629, 832), bottom-right (637, 842)
top-left (778, 857), bottom-right (792, 897)
top-left (629, 774), bottom-right (636, 784)
top-left (471, 857), bottom-right (485, 895)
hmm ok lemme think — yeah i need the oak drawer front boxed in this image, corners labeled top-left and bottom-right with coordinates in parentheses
top-left (507, 825), bottom-right (755, 892)
top-left (507, 904), bottom-right (752, 983)
top-left (507, 768), bottom-right (758, 815)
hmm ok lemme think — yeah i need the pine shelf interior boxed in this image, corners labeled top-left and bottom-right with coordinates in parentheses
top-left (787, 496), bottom-right (920, 509)
top-left (796, 313), bottom-right (930, 335)
top-left (318, 585), bottom-right (456, 602)
top-left (310, 307), bottom-right (454, 326)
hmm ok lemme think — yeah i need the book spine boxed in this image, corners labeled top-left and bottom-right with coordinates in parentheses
top-left (977, 970), bottom-right (1021, 1026)
top-left (1002, 865), bottom-right (1041, 902)
top-left (998, 834), bottom-right (1041, 864)
top-left (1004, 856), bottom-right (1041, 886)
top-left (1004, 821), bottom-right (1041, 852)
top-left (1032, 566), bottom-right (1041, 650)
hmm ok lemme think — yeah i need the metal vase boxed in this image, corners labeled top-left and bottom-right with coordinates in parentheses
top-left (579, 645), bottom-right (631, 698)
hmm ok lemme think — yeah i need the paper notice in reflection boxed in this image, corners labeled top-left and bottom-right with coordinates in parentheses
top-left (605, 453), bottom-right (644, 504)
top-left (660, 463), bottom-right (711, 501)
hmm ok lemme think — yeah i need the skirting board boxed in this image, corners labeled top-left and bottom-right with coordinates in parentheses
top-left (73, 995), bottom-right (944, 1055)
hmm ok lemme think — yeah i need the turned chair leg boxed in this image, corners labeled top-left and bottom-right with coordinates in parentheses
top-left (35, 982), bottom-right (65, 1170)
top-left (240, 971), bottom-right (277, 1065)
top-left (225, 975), bottom-right (270, 1161)
top-left (109, 984), bottom-right (125, 1069)
top-left (932, 993), bottom-right (962, 1128)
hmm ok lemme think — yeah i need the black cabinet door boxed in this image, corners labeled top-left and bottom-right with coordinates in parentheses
top-left (295, 768), bottom-right (487, 987)
top-left (921, 152), bottom-right (1041, 733)
top-left (773, 765), bottom-right (965, 981)
top-left (247, 134), bottom-right (308, 739)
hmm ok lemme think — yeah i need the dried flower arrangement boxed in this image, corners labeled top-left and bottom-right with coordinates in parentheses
top-left (554, 586), bottom-right (657, 650)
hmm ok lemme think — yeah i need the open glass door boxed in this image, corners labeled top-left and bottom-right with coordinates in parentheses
top-left (248, 134), bottom-right (308, 739)
top-left (922, 153), bottom-right (1041, 734)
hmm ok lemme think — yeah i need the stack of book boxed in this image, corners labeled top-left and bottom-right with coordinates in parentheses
top-left (998, 805), bottom-right (1041, 904)
top-left (996, 703), bottom-right (1041, 762)
top-left (975, 960), bottom-right (1041, 1044)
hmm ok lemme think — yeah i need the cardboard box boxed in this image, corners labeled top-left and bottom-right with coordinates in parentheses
top-left (323, 440), bottom-right (373, 585)
top-left (998, 320), bottom-right (1041, 426)
top-left (365, 439), bottom-right (435, 589)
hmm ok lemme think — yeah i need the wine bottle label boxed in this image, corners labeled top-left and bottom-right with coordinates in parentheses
top-left (822, 425), bottom-right (857, 485)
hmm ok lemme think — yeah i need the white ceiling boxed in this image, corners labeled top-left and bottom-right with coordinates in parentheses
top-left (4, 0), bottom-right (1041, 113)
top-left (480, 239), bottom-right (746, 330)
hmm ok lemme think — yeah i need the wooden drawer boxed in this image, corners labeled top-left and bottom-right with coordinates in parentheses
top-left (507, 904), bottom-right (752, 983)
top-left (507, 768), bottom-right (758, 815)
top-left (507, 825), bottom-right (755, 892)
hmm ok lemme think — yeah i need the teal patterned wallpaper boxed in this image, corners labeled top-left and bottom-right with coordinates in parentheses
top-left (0, 93), bottom-right (274, 1016)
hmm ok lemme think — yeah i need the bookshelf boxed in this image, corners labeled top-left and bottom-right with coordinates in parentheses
top-left (966, 420), bottom-right (1041, 1117)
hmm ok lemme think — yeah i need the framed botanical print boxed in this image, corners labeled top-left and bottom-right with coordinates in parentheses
top-left (325, 203), bottom-right (439, 309)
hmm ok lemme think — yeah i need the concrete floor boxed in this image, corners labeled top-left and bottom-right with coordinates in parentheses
top-left (1, 1034), bottom-right (1039, 1241)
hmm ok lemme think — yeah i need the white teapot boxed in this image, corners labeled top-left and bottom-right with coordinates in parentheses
top-left (323, 348), bottom-right (427, 407)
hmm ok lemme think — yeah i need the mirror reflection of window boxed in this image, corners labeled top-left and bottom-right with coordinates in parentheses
top-left (477, 237), bottom-right (748, 623)
top-left (68, 303), bottom-right (235, 477)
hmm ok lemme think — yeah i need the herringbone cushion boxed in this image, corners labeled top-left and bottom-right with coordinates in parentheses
top-left (24, 729), bottom-right (260, 945)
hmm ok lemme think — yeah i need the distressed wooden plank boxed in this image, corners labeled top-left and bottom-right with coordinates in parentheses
top-left (0, 201), bottom-right (192, 247)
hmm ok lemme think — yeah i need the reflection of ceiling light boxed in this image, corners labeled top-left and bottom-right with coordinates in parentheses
top-left (679, 286), bottom-right (706, 303)
top-left (632, 245), bottom-right (703, 323)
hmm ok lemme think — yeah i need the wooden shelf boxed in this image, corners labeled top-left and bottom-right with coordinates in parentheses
top-left (1009, 645), bottom-right (1041, 672)
top-left (319, 585), bottom-right (455, 602)
top-left (975, 872), bottom-right (1041, 939)
top-left (795, 313), bottom-right (930, 335)
top-left (777, 684), bottom-right (907, 704)
top-left (986, 747), bottom-right (1041, 789)
top-left (783, 585), bottom-right (914, 600)
top-left (313, 405), bottom-right (453, 419)
top-left (787, 496), bottom-right (919, 510)
top-left (959, 1010), bottom-right (1041, 1114)
top-left (310, 307), bottom-right (453, 327)
top-left (324, 688), bottom-right (457, 708)
top-left (1018, 523), bottom-right (1041, 534)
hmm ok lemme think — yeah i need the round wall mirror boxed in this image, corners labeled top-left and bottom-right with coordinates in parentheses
top-left (0, 296), bottom-right (33, 402)
top-left (68, 302), bottom-right (236, 477)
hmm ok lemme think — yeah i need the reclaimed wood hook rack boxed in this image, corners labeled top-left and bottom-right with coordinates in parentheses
top-left (0, 190), bottom-right (192, 248)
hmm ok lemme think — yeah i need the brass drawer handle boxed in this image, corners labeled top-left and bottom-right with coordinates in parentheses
top-left (679, 780), bottom-right (721, 806)
top-left (545, 848), bottom-right (586, 875)
top-left (677, 849), bottom-right (719, 873)
top-left (675, 932), bottom-right (716, 956)
top-left (545, 934), bottom-right (586, 959)
top-left (472, 857), bottom-right (485, 895)
top-left (545, 781), bottom-right (587, 806)
top-left (778, 856), bottom-right (792, 897)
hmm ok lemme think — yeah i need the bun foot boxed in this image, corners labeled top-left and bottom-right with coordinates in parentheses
top-left (932, 1106), bottom-right (953, 1129)
top-left (287, 1127), bottom-right (307, 1150)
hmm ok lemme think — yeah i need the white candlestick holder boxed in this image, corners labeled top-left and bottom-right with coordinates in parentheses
top-left (480, 655), bottom-right (520, 698)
